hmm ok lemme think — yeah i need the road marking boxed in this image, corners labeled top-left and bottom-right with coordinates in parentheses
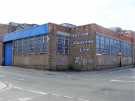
top-left (17, 78), bottom-right (25, 81)
top-left (13, 86), bottom-right (90, 101)
top-left (0, 82), bottom-right (12, 93)
top-left (13, 86), bottom-right (48, 95)
top-left (28, 90), bottom-right (48, 95)
top-left (63, 95), bottom-right (73, 99)
top-left (78, 98), bottom-right (89, 101)
top-left (0, 82), bottom-right (7, 90)
top-left (52, 93), bottom-right (60, 97)
top-left (18, 97), bottom-right (32, 101)
top-left (110, 79), bottom-right (135, 83)
top-left (13, 86), bottom-right (23, 90)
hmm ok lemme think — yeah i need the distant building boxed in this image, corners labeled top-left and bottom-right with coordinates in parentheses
top-left (60, 23), bottom-right (77, 28)
top-left (8, 22), bottom-right (38, 33)
top-left (0, 22), bottom-right (37, 35)
top-left (0, 24), bottom-right (9, 35)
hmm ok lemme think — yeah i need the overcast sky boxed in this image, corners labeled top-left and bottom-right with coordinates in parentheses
top-left (0, 0), bottom-right (134, 30)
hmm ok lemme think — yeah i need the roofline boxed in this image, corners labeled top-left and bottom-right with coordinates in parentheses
top-left (3, 23), bottom-right (49, 42)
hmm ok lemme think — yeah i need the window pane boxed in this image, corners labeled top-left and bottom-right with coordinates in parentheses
top-left (57, 35), bottom-right (69, 55)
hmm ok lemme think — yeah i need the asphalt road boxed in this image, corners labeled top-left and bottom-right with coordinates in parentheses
top-left (0, 66), bottom-right (135, 101)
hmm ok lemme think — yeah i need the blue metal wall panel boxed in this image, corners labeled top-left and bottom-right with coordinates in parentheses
top-left (4, 24), bottom-right (49, 42)
top-left (4, 42), bottom-right (13, 65)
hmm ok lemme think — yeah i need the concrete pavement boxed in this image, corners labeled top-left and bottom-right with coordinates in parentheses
top-left (0, 66), bottom-right (135, 101)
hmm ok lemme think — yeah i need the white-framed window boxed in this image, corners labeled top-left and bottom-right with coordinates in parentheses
top-left (57, 35), bottom-right (70, 55)
top-left (14, 35), bottom-right (48, 56)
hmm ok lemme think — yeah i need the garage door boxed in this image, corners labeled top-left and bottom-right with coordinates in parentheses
top-left (4, 42), bottom-right (13, 65)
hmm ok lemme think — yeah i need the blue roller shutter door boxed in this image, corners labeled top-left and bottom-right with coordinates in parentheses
top-left (4, 42), bottom-right (13, 65)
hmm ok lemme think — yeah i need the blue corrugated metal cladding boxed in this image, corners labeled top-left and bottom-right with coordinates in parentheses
top-left (3, 24), bottom-right (49, 42)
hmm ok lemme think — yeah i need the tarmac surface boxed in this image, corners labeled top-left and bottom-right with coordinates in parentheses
top-left (0, 66), bottom-right (135, 101)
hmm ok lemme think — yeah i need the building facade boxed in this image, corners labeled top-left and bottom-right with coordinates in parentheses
top-left (69, 24), bottom-right (96, 70)
top-left (3, 23), bottom-right (72, 70)
top-left (94, 24), bottom-right (133, 69)
top-left (2, 23), bottom-right (135, 70)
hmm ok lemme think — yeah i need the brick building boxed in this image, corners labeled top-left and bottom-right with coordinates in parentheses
top-left (0, 24), bottom-right (8, 65)
top-left (2, 23), bottom-right (135, 70)
top-left (69, 24), bottom-right (134, 70)
top-left (3, 23), bottom-right (71, 70)
top-left (0, 22), bottom-right (38, 66)
top-left (8, 22), bottom-right (38, 33)
top-left (0, 24), bottom-right (9, 35)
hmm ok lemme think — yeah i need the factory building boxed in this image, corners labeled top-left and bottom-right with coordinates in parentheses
top-left (2, 23), bottom-right (135, 70)
top-left (3, 23), bottom-right (71, 70)
top-left (69, 24), bottom-right (134, 70)
top-left (94, 24), bottom-right (133, 69)
top-left (0, 22), bottom-right (37, 66)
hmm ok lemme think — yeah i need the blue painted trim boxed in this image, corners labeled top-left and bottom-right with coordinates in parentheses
top-left (4, 24), bottom-right (49, 42)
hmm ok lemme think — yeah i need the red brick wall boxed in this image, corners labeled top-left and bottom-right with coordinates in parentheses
top-left (0, 24), bottom-right (8, 35)
top-left (48, 23), bottom-right (71, 70)
top-left (70, 24), bottom-right (96, 70)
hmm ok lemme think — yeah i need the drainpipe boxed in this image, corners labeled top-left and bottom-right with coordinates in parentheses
top-left (118, 39), bottom-right (122, 67)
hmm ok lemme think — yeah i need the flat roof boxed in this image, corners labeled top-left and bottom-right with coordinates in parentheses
top-left (3, 24), bottom-right (49, 42)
